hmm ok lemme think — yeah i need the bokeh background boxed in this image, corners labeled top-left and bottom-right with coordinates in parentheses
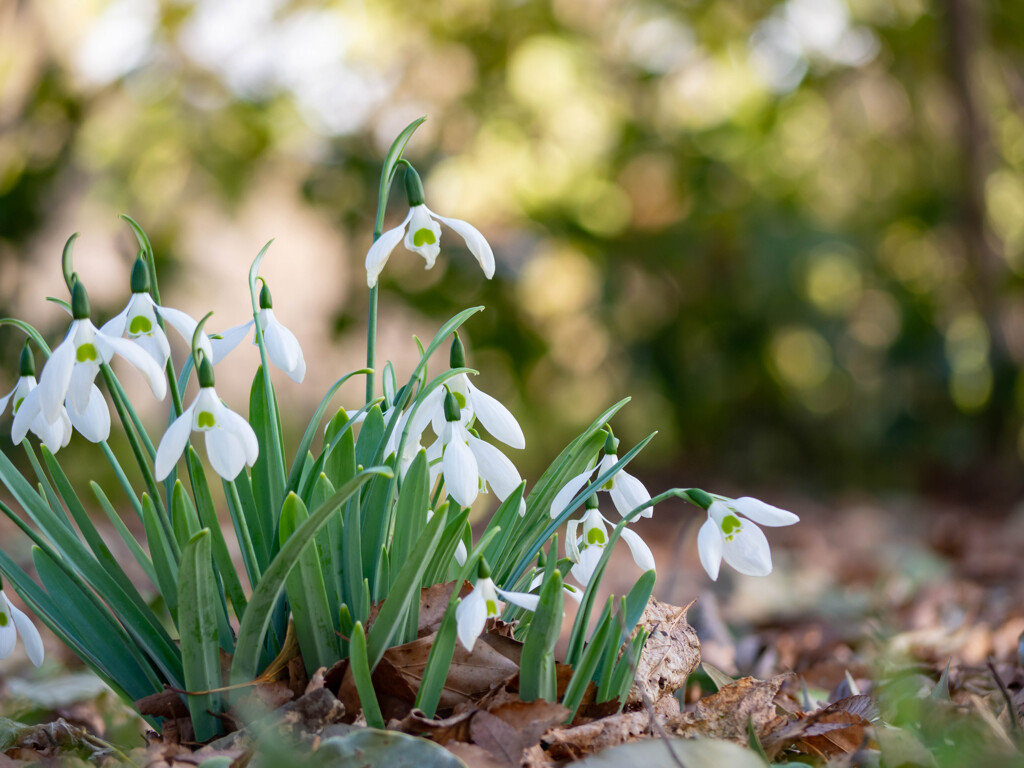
top-left (3, 0), bottom-right (1024, 509)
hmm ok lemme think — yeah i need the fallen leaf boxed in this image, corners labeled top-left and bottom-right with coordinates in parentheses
top-left (628, 599), bottom-right (701, 706)
top-left (470, 710), bottom-right (525, 766)
top-left (764, 694), bottom-right (875, 759)
top-left (393, 709), bottom-right (475, 743)
top-left (445, 740), bottom-right (507, 768)
top-left (672, 674), bottom-right (788, 744)
top-left (544, 710), bottom-right (651, 760)
top-left (575, 736), bottom-right (770, 768)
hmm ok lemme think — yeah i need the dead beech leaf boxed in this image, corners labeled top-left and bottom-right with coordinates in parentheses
top-left (544, 710), bottom-right (652, 760)
top-left (394, 709), bottom-right (475, 743)
top-left (444, 740), bottom-right (508, 768)
top-left (629, 599), bottom-right (701, 706)
top-left (471, 710), bottom-right (525, 766)
top-left (486, 699), bottom-right (568, 742)
top-left (764, 695), bottom-right (876, 759)
top-left (671, 674), bottom-right (788, 744)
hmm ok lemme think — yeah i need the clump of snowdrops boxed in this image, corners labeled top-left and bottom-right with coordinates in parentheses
top-left (0, 119), bottom-right (798, 739)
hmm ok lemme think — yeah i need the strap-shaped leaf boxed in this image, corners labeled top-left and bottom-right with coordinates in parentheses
top-left (349, 621), bottom-right (384, 729)
top-left (178, 530), bottom-right (222, 742)
top-left (563, 598), bottom-right (615, 718)
top-left (141, 494), bottom-right (179, 624)
top-left (90, 481), bottom-right (156, 586)
top-left (519, 569), bottom-right (564, 702)
top-left (230, 467), bottom-right (390, 685)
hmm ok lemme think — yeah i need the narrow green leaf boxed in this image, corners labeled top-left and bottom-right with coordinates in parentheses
top-left (519, 570), bottom-right (564, 702)
top-left (280, 493), bottom-right (338, 675)
top-left (390, 450), bottom-right (429, 573)
top-left (354, 404), bottom-right (385, 470)
top-left (349, 622), bottom-right (384, 729)
top-left (342, 495), bottom-right (365, 622)
top-left (178, 530), bottom-right (222, 742)
top-left (324, 407), bottom-right (357, 489)
top-left (224, 479), bottom-right (261, 589)
top-left (230, 467), bottom-right (389, 685)
top-left (366, 506), bottom-right (447, 669)
top-left (171, 480), bottom-right (202, 549)
top-left (90, 481), bottom-right (156, 586)
top-left (563, 600), bottom-right (615, 719)
top-left (311, 473), bottom-right (341, 619)
top-left (141, 494), bottom-right (179, 623)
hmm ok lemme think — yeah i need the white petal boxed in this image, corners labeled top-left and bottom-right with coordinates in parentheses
top-left (7, 596), bottom-right (44, 667)
top-left (467, 381), bottom-right (524, 449)
top-left (455, 588), bottom-right (488, 652)
top-left (99, 300), bottom-right (131, 338)
top-left (495, 587), bottom-right (540, 613)
top-left (205, 427), bottom-right (246, 480)
top-left (365, 211), bottom-right (412, 287)
top-left (570, 545), bottom-right (603, 587)
top-left (467, 436), bottom-right (521, 501)
top-left (403, 205), bottom-right (442, 266)
top-left (0, 597), bottom-right (16, 660)
top-left (262, 310), bottom-right (305, 382)
top-left (67, 363), bottom-right (97, 413)
top-left (550, 468), bottom-right (595, 519)
top-left (11, 386), bottom-right (42, 444)
top-left (431, 211), bottom-right (496, 279)
top-left (722, 520), bottom-right (773, 577)
top-left (609, 469), bottom-right (653, 519)
top-left (66, 385), bottom-right (110, 443)
top-left (443, 430), bottom-right (479, 508)
top-left (38, 335), bottom-right (76, 423)
top-left (33, 409), bottom-right (72, 453)
top-left (209, 321), bottom-right (255, 364)
top-left (565, 519), bottom-right (581, 563)
top-left (620, 527), bottom-right (657, 573)
top-left (697, 517), bottom-right (724, 582)
top-left (98, 333), bottom-right (167, 399)
top-left (155, 404), bottom-right (196, 480)
top-left (134, 329), bottom-right (171, 368)
top-left (0, 385), bottom-right (15, 418)
top-left (408, 386), bottom-right (444, 441)
top-left (219, 405), bottom-right (259, 466)
top-left (454, 539), bottom-right (468, 566)
top-left (156, 305), bottom-right (214, 360)
top-left (728, 497), bottom-right (800, 527)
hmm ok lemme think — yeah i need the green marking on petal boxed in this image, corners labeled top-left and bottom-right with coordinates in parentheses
top-left (197, 411), bottom-right (216, 428)
top-left (453, 391), bottom-right (467, 409)
top-left (0, 611), bottom-right (7, 627)
top-left (12, 397), bottom-right (23, 414)
top-left (485, 599), bottom-right (499, 616)
top-left (586, 528), bottom-right (607, 545)
top-left (412, 228), bottom-right (437, 247)
top-left (76, 343), bottom-right (98, 363)
top-left (721, 514), bottom-right (742, 535)
top-left (128, 316), bottom-right (153, 335)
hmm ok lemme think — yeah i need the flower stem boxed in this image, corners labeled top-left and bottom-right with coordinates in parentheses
top-left (366, 283), bottom-right (379, 403)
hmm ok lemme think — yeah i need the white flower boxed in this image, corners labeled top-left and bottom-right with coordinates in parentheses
top-left (529, 571), bottom-right (583, 604)
top-left (155, 386), bottom-right (259, 481)
top-left (0, 590), bottom-right (44, 667)
top-left (423, 373), bottom-right (525, 451)
top-left (101, 292), bottom-right (212, 369)
top-left (429, 419), bottom-right (526, 513)
top-left (2, 377), bottom-right (72, 453)
top-left (365, 204), bottom-right (495, 287)
top-left (208, 307), bottom-right (306, 383)
top-left (455, 576), bottom-right (538, 652)
top-left (31, 306), bottom-right (166, 444)
top-left (697, 497), bottom-right (799, 581)
top-left (566, 504), bottom-right (656, 587)
top-left (550, 450), bottom-right (652, 520)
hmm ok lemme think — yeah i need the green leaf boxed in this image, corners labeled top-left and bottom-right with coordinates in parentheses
top-left (280, 493), bottom-right (338, 675)
top-left (355, 404), bottom-right (386, 470)
top-left (324, 407), bottom-right (357, 489)
top-left (141, 494), bottom-right (180, 623)
top-left (171, 480), bottom-right (202, 549)
top-left (575, 738), bottom-right (768, 768)
top-left (366, 506), bottom-right (447, 669)
top-left (311, 473), bottom-right (341, 618)
top-left (342, 494), bottom-right (365, 622)
top-left (702, 662), bottom-right (736, 693)
top-left (349, 622), bottom-right (385, 729)
top-left (230, 467), bottom-right (390, 685)
top-left (224, 479), bottom-right (262, 589)
top-left (307, 729), bottom-right (465, 768)
top-left (425, 506), bottom-right (469, 586)
top-left (178, 530), bottom-right (222, 742)
top-left (563, 600), bottom-right (615, 719)
top-left (0, 318), bottom-right (51, 356)
top-left (519, 569), bottom-right (564, 702)
top-left (248, 364), bottom-right (281, 531)
top-left (89, 481), bottom-right (155, 585)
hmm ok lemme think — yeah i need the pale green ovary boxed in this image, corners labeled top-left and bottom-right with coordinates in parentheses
top-left (413, 228), bottom-right (437, 247)
top-left (0, 611), bottom-right (7, 627)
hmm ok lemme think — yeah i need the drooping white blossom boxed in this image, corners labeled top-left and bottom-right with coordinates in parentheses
top-left (0, 590), bottom-right (44, 667)
top-left (696, 496), bottom-right (799, 581)
top-left (2, 377), bottom-right (72, 453)
top-left (101, 293), bottom-right (212, 370)
top-left (565, 500), bottom-right (656, 587)
top-left (550, 438), bottom-right (652, 520)
top-left (455, 572), bottom-right (538, 652)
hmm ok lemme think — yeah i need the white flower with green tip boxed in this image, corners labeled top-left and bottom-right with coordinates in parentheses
top-left (30, 282), bottom-right (166, 444)
top-left (566, 498), bottom-right (656, 587)
top-left (100, 257), bottom-right (212, 368)
top-left (365, 165), bottom-right (494, 287)
top-left (550, 436), bottom-right (652, 520)
top-left (455, 562), bottom-right (539, 652)
top-left (696, 496), bottom-right (799, 580)
top-left (2, 347), bottom-right (72, 453)
top-left (0, 589), bottom-right (44, 667)
top-left (155, 356), bottom-right (258, 481)
top-left (208, 282), bottom-right (306, 383)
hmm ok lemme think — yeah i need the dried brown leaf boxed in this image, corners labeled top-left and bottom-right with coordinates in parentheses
top-left (764, 694), bottom-right (875, 759)
top-left (544, 710), bottom-right (651, 761)
top-left (393, 709), bottom-right (475, 743)
top-left (444, 740), bottom-right (509, 768)
top-left (470, 710), bottom-right (525, 766)
top-left (671, 674), bottom-right (788, 744)
top-left (628, 599), bottom-right (701, 706)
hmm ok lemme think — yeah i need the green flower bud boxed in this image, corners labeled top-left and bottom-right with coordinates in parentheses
top-left (685, 488), bottom-right (714, 510)
top-left (450, 332), bottom-right (466, 369)
top-left (477, 558), bottom-right (491, 580)
top-left (404, 164), bottom-right (426, 207)
top-left (130, 253), bottom-right (150, 293)
top-left (443, 388), bottom-right (462, 423)
top-left (19, 344), bottom-right (35, 378)
top-left (198, 354), bottom-right (216, 388)
top-left (603, 432), bottom-right (620, 455)
top-left (259, 281), bottom-right (273, 310)
top-left (585, 493), bottom-right (600, 510)
top-left (536, 550), bottom-right (547, 568)
top-left (71, 280), bottom-right (91, 320)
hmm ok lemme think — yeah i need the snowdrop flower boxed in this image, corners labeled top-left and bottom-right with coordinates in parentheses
top-left (528, 554), bottom-right (583, 604)
top-left (155, 354), bottom-right (258, 481)
top-left (694, 494), bottom-right (799, 581)
top-left (1, 347), bottom-right (72, 453)
top-left (550, 434), bottom-right (652, 520)
top-left (566, 495), bottom-right (656, 587)
top-left (0, 588), bottom-right (44, 667)
top-left (100, 256), bottom-right (213, 369)
top-left (208, 282), bottom-right (305, 383)
top-left (365, 165), bottom-right (494, 287)
top-left (27, 281), bottom-right (165, 444)
top-left (430, 389), bottom-right (526, 513)
top-left (456, 560), bottom-right (538, 652)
